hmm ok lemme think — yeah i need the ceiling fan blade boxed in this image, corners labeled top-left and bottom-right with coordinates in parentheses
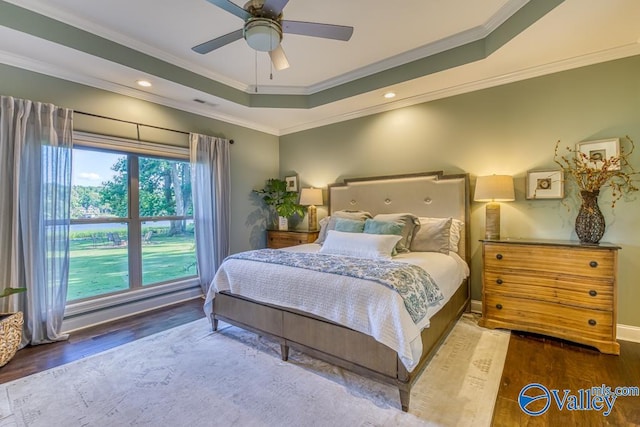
top-left (205, 0), bottom-right (251, 20)
top-left (262, 0), bottom-right (289, 16)
top-left (269, 45), bottom-right (290, 71)
top-left (282, 20), bottom-right (353, 41)
top-left (192, 29), bottom-right (244, 54)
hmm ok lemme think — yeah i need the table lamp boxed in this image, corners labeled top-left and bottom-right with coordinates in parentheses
top-left (474, 175), bottom-right (515, 240)
top-left (299, 187), bottom-right (323, 231)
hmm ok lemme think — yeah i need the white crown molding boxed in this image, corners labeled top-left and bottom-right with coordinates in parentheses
top-left (307, 0), bottom-right (530, 95)
top-left (279, 43), bottom-right (640, 135)
top-left (306, 26), bottom-right (488, 95)
top-left (4, 0), bottom-right (529, 96)
top-left (0, 49), bottom-right (280, 135)
top-left (247, 84), bottom-right (310, 95)
top-left (1, 0), bottom-right (251, 92)
top-left (484, 0), bottom-right (530, 32)
top-left (3, 34), bottom-right (638, 137)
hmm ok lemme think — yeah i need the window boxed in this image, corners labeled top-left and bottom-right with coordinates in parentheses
top-left (69, 136), bottom-right (196, 302)
top-left (138, 156), bottom-right (195, 286)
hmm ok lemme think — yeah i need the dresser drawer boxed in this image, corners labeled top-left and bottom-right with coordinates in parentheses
top-left (484, 293), bottom-right (614, 342)
top-left (484, 243), bottom-right (615, 279)
top-left (483, 271), bottom-right (613, 310)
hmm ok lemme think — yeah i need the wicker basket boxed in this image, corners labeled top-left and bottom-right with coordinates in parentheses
top-left (0, 311), bottom-right (23, 367)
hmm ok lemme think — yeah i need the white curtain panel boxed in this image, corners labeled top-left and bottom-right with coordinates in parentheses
top-left (0, 96), bottom-right (73, 345)
top-left (189, 133), bottom-right (231, 294)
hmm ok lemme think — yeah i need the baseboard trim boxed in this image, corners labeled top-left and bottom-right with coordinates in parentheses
top-left (470, 299), bottom-right (640, 344)
top-left (617, 324), bottom-right (640, 344)
top-left (62, 287), bottom-right (203, 333)
top-left (470, 299), bottom-right (482, 314)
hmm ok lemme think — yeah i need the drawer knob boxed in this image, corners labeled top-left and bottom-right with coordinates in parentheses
top-left (589, 261), bottom-right (598, 268)
top-left (496, 279), bottom-right (503, 285)
top-left (588, 319), bottom-right (597, 326)
top-left (496, 303), bottom-right (503, 310)
top-left (589, 290), bottom-right (598, 297)
top-left (496, 254), bottom-right (503, 260)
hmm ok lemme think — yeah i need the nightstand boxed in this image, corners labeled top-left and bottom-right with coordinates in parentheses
top-left (479, 238), bottom-right (620, 355)
top-left (267, 230), bottom-right (319, 249)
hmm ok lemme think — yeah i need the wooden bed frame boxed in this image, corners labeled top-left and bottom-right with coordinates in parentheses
top-left (211, 171), bottom-right (471, 411)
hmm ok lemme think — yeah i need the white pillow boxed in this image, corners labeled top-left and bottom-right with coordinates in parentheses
top-left (450, 219), bottom-right (463, 253)
top-left (319, 230), bottom-right (402, 260)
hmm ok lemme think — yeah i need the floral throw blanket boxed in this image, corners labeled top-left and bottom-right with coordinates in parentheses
top-left (228, 249), bottom-right (444, 324)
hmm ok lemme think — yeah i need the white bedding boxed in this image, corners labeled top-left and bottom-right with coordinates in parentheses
top-left (204, 244), bottom-right (469, 372)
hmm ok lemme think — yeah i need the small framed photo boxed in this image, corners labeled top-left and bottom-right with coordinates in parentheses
top-left (285, 175), bottom-right (298, 192)
top-left (576, 138), bottom-right (620, 170)
top-left (526, 169), bottom-right (564, 199)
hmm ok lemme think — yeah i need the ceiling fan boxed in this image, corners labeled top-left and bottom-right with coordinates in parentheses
top-left (193, 0), bottom-right (354, 71)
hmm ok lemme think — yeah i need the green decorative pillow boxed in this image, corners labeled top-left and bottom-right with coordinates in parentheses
top-left (363, 219), bottom-right (404, 236)
top-left (364, 219), bottom-right (404, 256)
top-left (315, 210), bottom-right (373, 244)
top-left (333, 217), bottom-right (366, 233)
top-left (372, 213), bottom-right (419, 253)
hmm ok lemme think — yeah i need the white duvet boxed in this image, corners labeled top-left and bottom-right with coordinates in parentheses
top-left (204, 244), bottom-right (469, 371)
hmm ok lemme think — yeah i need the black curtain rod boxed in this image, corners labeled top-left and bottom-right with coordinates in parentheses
top-left (75, 111), bottom-right (234, 144)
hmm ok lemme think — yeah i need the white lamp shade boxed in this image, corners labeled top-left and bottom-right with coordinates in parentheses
top-left (474, 175), bottom-right (515, 202)
top-left (299, 188), bottom-right (323, 206)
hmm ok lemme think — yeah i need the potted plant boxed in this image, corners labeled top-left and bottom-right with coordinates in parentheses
top-left (253, 178), bottom-right (305, 231)
top-left (0, 287), bottom-right (26, 367)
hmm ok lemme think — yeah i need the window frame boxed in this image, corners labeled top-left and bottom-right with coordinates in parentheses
top-left (66, 132), bottom-right (199, 314)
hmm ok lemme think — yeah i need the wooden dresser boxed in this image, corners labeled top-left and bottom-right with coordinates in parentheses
top-left (267, 230), bottom-right (319, 249)
top-left (479, 239), bottom-right (620, 354)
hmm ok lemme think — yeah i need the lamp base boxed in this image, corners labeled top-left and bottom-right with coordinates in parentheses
top-left (485, 202), bottom-right (501, 240)
top-left (307, 205), bottom-right (318, 231)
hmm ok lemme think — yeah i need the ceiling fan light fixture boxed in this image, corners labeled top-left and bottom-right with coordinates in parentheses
top-left (244, 18), bottom-right (282, 52)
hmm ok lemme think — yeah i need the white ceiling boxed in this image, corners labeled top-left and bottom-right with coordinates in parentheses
top-left (1, 0), bottom-right (639, 135)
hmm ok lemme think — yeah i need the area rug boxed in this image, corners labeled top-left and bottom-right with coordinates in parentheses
top-left (0, 313), bottom-right (509, 427)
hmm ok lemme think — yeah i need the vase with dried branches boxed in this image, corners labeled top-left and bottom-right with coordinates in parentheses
top-left (554, 136), bottom-right (638, 244)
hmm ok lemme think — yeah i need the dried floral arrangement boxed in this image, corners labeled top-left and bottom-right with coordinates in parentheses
top-left (554, 136), bottom-right (639, 208)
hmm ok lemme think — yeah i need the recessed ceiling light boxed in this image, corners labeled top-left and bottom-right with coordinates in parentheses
top-left (136, 80), bottom-right (152, 87)
top-left (383, 92), bottom-right (396, 99)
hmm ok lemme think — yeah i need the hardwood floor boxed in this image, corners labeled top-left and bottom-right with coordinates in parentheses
top-left (1, 300), bottom-right (639, 426)
top-left (0, 298), bottom-right (205, 384)
top-left (493, 331), bottom-right (640, 426)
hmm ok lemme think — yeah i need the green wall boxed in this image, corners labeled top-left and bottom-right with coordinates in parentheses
top-left (2, 56), bottom-right (638, 327)
top-left (0, 63), bottom-right (279, 254)
top-left (280, 55), bottom-right (640, 327)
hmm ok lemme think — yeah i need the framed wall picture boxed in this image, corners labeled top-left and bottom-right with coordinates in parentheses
top-left (285, 175), bottom-right (298, 192)
top-left (526, 169), bottom-right (564, 199)
top-left (576, 138), bottom-right (620, 170)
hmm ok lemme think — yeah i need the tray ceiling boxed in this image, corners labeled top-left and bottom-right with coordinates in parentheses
top-left (1, 0), bottom-right (639, 135)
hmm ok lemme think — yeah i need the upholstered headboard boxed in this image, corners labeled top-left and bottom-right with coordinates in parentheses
top-left (328, 171), bottom-right (470, 264)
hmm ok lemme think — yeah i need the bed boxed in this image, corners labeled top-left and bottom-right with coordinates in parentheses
top-left (204, 171), bottom-right (471, 411)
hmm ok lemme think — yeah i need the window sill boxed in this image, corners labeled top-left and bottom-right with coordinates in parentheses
top-left (62, 278), bottom-right (202, 332)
